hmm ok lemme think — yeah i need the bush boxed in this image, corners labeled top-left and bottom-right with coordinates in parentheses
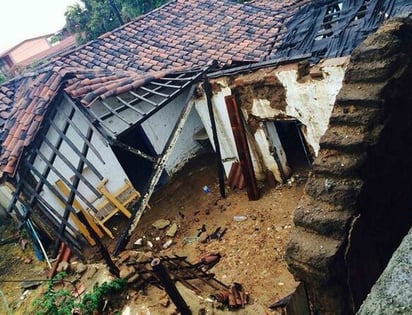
top-left (33, 272), bottom-right (126, 315)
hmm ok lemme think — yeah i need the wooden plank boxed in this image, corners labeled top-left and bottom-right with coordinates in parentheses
top-left (35, 148), bottom-right (102, 205)
top-left (225, 95), bottom-right (259, 201)
top-left (55, 179), bottom-right (104, 238)
top-left (96, 179), bottom-right (132, 219)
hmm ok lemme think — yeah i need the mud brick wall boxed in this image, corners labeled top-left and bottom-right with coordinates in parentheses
top-left (286, 17), bottom-right (412, 314)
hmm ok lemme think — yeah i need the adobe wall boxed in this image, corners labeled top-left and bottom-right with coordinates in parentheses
top-left (286, 17), bottom-right (412, 314)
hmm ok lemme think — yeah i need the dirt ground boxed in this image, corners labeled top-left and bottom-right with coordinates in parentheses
top-left (0, 152), bottom-right (308, 314)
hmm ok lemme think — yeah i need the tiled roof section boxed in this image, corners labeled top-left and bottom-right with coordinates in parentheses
top-left (50, 0), bottom-right (305, 73)
top-left (0, 66), bottom-right (185, 177)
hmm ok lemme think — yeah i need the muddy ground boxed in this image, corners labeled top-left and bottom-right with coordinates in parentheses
top-left (0, 153), bottom-right (308, 314)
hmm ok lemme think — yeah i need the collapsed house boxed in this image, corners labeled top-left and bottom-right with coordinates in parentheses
top-left (0, 0), bottom-right (411, 313)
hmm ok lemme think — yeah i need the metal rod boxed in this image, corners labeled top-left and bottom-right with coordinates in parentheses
top-left (203, 75), bottom-right (226, 198)
top-left (100, 100), bottom-right (133, 125)
top-left (47, 119), bottom-right (104, 180)
top-left (34, 148), bottom-right (102, 207)
top-left (151, 258), bottom-right (192, 315)
top-left (41, 137), bottom-right (103, 195)
top-left (28, 104), bottom-right (72, 209)
top-left (110, 140), bottom-right (156, 163)
top-left (57, 108), bottom-right (105, 164)
top-left (52, 127), bottom-right (93, 256)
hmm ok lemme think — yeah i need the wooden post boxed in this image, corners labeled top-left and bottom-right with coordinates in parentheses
top-left (151, 258), bottom-right (192, 315)
top-left (203, 76), bottom-right (227, 198)
top-left (225, 95), bottom-right (259, 201)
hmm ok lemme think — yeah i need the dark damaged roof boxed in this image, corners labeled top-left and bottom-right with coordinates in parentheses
top-left (0, 0), bottom-right (309, 178)
top-left (50, 0), bottom-right (308, 72)
top-left (0, 66), bottom-right (187, 176)
top-left (271, 0), bottom-right (412, 60)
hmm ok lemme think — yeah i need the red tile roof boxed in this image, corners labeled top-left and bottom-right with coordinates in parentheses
top-left (50, 0), bottom-right (306, 72)
top-left (0, 0), bottom-right (307, 178)
top-left (0, 66), bottom-right (188, 177)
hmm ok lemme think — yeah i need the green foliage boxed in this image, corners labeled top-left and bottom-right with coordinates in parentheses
top-left (49, 34), bottom-right (63, 45)
top-left (33, 272), bottom-right (126, 315)
top-left (0, 72), bottom-right (6, 84)
top-left (65, 0), bottom-right (169, 44)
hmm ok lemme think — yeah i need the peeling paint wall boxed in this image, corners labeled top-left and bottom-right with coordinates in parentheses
top-left (194, 85), bottom-right (265, 180)
top-left (275, 60), bottom-right (347, 154)
top-left (196, 58), bottom-right (347, 184)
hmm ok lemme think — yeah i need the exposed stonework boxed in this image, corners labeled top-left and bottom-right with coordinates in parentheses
top-left (286, 17), bottom-right (412, 314)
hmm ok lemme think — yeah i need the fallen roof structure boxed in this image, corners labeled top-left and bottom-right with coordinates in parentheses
top-left (0, 2), bottom-right (411, 313)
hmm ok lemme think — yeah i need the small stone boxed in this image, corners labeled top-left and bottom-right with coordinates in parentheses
top-left (152, 219), bottom-right (170, 230)
top-left (127, 273), bottom-right (139, 283)
top-left (134, 238), bottom-right (143, 246)
top-left (83, 265), bottom-right (97, 279)
top-left (74, 262), bottom-right (87, 274)
top-left (135, 252), bottom-right (149, 263)
top-left (159, 296), bottom-right (170, 307)
top-left (23, 257), bottom-right (32, 264)
top-left (57, 261), bottom-right (69, 272)
top-left (198, 232), bottom-right (209, 243)
top-left (119, 265), bottom-right (136, 280)
top-left (166, 223), bottom-right (178, 237)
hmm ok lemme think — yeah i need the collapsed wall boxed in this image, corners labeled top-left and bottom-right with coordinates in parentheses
top-left (286, 17), bottom-right (412, 314)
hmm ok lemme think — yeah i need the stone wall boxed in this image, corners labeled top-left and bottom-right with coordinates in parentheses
top-left (286, 17), bottom-right (412, 314)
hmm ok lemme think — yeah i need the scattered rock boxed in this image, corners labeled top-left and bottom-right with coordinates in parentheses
top-left (198, 232), bottom-right (209, 244)
top-left (74, 262), bottom-right (87, 274)
top-left (127, 273), bottom-right (140, 283)
top-left (23, 257), bottom-right (32, 264)
top-left (166, 223), bottom-right (178, 237)
top-left (57, 261), bottom-right (69, 272)
top-left (119, 265), bottom-right (136, 280)
top-left (162, 239), bottom-right (173, 249)
top-left (83, 265), bottom-right (97, 279)
top-left (152, 219), bottom-right (171, 230)
top-left (134, 238), bottom-right (144, 246)
top-left (20, 281), bottom-right (41, 290)
top-left (159, 296), bottom-right (170, 307)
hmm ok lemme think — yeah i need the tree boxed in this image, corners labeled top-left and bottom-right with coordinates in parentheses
top-left (65, 0), bottom-right (168, 44)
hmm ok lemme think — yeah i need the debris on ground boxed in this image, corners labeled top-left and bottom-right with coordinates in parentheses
top-left (213, 282), bottom-right (251, 310)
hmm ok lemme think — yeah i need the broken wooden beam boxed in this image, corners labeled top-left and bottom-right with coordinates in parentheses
top-left (151, 258), bottom-right (192, 315)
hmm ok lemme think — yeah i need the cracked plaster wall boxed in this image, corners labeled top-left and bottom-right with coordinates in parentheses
top-left (196, 59), bottom-right (346, 184)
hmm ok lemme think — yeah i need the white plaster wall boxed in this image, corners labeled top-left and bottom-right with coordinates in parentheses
top-left (141, 90), bottom-right (204, 175)
top-left (194, 84), bottom-right (265, 180)
top-left (32, 97), bottom-right (131, 220)
top-left (254, 123), bottom-right (290, 183)
top-left (258, 63), bottom-right (346, 154)
top-left (195, 60), bottom-right (346, 183)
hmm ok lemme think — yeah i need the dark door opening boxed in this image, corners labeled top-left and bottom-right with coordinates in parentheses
top-left (273, 120), bottom-right (312, 172)
top-left (112, 126), bottom-right (168, 193)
